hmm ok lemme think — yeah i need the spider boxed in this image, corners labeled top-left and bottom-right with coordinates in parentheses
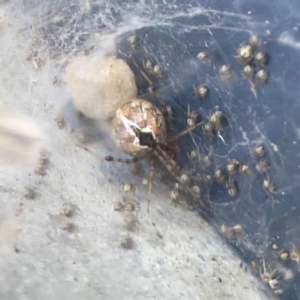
top-left (77, 55), bottom-right (209, 212)
top-left (79, 97), bottom-right (207, 211)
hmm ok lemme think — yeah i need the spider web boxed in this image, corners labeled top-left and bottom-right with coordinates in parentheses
top-left (27, 0), bottom-right (300, 298)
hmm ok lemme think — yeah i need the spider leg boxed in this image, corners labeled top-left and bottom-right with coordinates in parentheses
top-left (105, 156), bottom-right (141, 164)
top-left (76, 144), bottom-right (105, 158)
top-left (132, 60), bottom-right (172, 129)
top-left (154, 146), bottom-right (208, 211)
top-left (147, 157), bottom-right (155, 213)
top-left (76, 144), bottom-right (142, 164)
top-left (171, 121), bottom-right (205, 140)
top-left (156, 146), bottom-right (180, 174)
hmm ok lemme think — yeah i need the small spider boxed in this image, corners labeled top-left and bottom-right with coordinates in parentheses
top-left (187, 105), bottom-right (199, 127)
top-left (209, 110), bottom-right (226, 130)
top-left (214, 169), bottom-right (226, 184)
top-left (123, 183), bottom-right (135, 193)
top-left (23, 187), bottom-right (38, 200)
top-left (114, 201), bottom-right (136, 212)
top-left (256, 69), bottom-right (268, 84)
top-left (189, 150), bottom-right (199, 162)
top-left (225, 177), bottom-right (238, 197)
top-left (242, 65), bottom-right (257, 96)
top-left (226, 159), bottom-right (240, 175)
top-left (120, 236), bottom-right (136, 250)
top-left (258, 257), bottom-right (283, 294)
top-left (194, 85), bottom-right (209, 99)
top-left (254, 51), bottom-right (267, 66)
top-left (219, 65), bottom-right (233, 81)
top-left (263, 178), bottom-right (276, 194)
top-left (197, 51), bottom-right (212, 64)
top-left (128, 35), bottom-right (140, 50)
top-left (249, 35), bottom-right (262, 47)
top-left (191, 185), bottom-right (201, 198)
top-left (193, 174), bottom-right (212, 186)
top-left (255, 158), bottom-right (270, 173)
top-left (55, 114), bottom-right (66, 130)
top-left (204, 110), bottom-right (226, 138)
top-left (124, 212), bottom-right (138, 231)
top-left (204, 122), bottom-right (216, 138)
top-left (236, 44), bottom-right (253, 64)
top-left (144, 59), bottom-right (154, 72)
top-left (152, 64), bottom-right (164, 79)
top-left (124, 201), bottom-right (136, 212)
top-left (240, 164), bottom-right (252, 175)
top-left (243, 65), bottom-right (254, 79)
top-left (62, 222), bottom-right (78, 234)
top-left (199, 155), bottom-right (212, 169)
top-left (290, 243), bottom-right (300, 268)
top-left (220, 224), bottom-right (243, 240)
top-left (63, 202), bottom-right (80, 218)
top-left (170, 183), bottom-right (181, 202)
top-left (34, 157), bottom-right (51, 176)
top-left (253, 145), bottom-right (265, 158)
top-left (277, 250), bottom-right (289, 262)
top-left (143, 60), bottom-right (165, 79)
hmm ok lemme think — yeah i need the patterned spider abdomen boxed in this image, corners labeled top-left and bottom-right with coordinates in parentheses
top-left (113, 99), bottom-right (167, 156)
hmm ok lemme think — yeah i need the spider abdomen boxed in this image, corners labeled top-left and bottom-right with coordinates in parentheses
top-left (113, 99), bottom-right (167, 156)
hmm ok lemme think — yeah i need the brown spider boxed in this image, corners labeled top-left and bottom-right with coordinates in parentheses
top-left (79, 97), bottom-right (207, 211)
